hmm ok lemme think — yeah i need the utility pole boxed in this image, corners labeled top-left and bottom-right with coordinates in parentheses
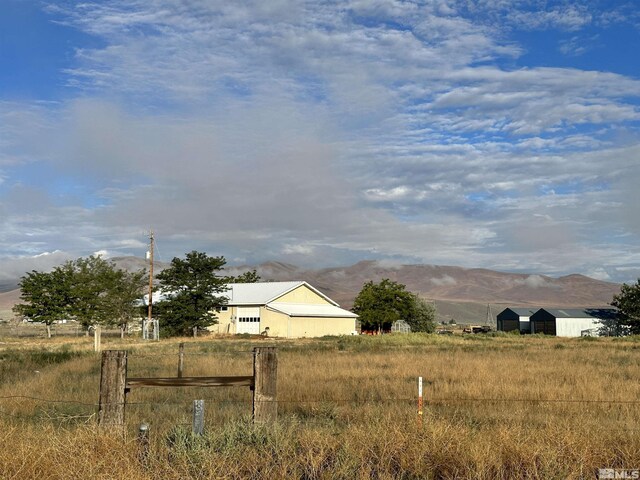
top-left (147, 230), bottom-right (154, 340)
top-left (486, 303), bottom-right (493, 327)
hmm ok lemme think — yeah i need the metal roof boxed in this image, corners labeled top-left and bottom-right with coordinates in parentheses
top-left (500, 307), bottom-right (537, 317)
top-left (539, 308), bottom-right (618, 319)
top-left (224, 281), bottom-right (339, 306)
top-left (142, 281), bottom-right (340, 307)
top-left (266, 303), bottom-right (358, 318)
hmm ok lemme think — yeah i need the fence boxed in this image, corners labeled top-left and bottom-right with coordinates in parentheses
top-left (98, 346), bottom-right (277, 427)
top-left (1, 342), bottom-right (639, 436)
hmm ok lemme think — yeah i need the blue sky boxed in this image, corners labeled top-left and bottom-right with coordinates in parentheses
top-left (1, 0), bottom-right (639, 284)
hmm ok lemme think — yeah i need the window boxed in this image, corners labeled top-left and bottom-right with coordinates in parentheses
top-left (239, 317), bottom-right (259, 323)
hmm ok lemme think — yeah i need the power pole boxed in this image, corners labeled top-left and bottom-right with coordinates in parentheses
top-left (486, 303), bottom-right (494, 327)
top-left (147, 230), bottom-right (154, 340)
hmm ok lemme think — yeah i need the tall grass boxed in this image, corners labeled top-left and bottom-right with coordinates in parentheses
top-left (0, 334), bottom-right (639, 479)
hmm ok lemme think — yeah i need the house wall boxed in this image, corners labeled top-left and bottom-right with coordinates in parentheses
top-left (211, 305), bottom-right (263, 335)
top-left (260, 307), bottom-right (356, 338)
top-left (209, 300), bottom-right (356, 338)
top-left (556, 317), bottom-right (601, 337)
top-left (271, 285), bottom-right (332, 305)
top-left (288, 316), bottom-right (356, 338)
top-left (259, 308), bottom-right (288, 337)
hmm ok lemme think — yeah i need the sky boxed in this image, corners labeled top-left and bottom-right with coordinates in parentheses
top-left (1, 0), bottom-right (639, 284)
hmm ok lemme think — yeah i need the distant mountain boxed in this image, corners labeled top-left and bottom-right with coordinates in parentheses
top-left (110, 256), bottom-right (170, 274)
top-left (0, 257), bottom-right (621, 324)
top-left (244, 260), bottom-right (620, 310)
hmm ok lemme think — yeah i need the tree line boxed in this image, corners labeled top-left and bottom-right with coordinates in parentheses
top-left (13, 251), bottom-right (258, 338)
top-left (13, 249), bottom-right (640, 338)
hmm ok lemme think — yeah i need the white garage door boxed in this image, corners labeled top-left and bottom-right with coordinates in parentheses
top-left (236, 307), bottom-right (261, 334)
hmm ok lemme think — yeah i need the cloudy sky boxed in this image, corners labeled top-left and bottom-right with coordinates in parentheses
top-left (1, 0), bottom-right (639, 283)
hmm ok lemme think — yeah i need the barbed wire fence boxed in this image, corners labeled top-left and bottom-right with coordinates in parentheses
top-left (0, 344), bottom-right (638, 435)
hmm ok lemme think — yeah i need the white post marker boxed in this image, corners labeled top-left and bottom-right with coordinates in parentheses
top-left (193, 399), bottom-right (205, 436)
top-left (94, 326), bottom-right (101, 352)
top-left (418, 376), bottom-right (423, 426)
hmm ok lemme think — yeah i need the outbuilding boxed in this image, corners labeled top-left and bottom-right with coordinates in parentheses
top-left (529, 308), bottom-right (618, 337)
top-left (210, 281), bottom-right (358, 338)
top-left (496, 307), bottom-right (536, 333)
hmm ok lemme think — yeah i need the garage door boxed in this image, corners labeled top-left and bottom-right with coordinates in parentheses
top-left (236, 307), bottom-right (261, 334)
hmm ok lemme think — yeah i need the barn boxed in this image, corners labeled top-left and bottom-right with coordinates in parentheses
top-left (496, 308), bottom-right (536, 333)
top-left (529, 308), bottom-right (618, 337)
top-left (210, 281), bottom-right (358, 338)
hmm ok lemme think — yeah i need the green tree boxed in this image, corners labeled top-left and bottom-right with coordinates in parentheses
top-left (13, 267), bottom-right (74, 338)
top-left (107, 268), bottom-right (147, 338)
top-left (611, 279), bottom-right (640, 334)
top-left (231, 269), bottom-right (261, 283)
top-left (155, 251), bottom-right (229, 337)
top-left (68, 256), bottom-right (122, 332)
top-left (406, 296), bottom-right (437, 333)
top-left (14, 256), bottom-right (146, 338)
top-left (352, 279), bottom-right (414, 332)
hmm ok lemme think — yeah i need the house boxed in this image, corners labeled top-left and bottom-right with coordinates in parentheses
top-left (529, 308), bottom-right (619, 337)
top-left (496, 307), bottom-right (536, 333)
top-left (211, 281), bottom-right (358, 338)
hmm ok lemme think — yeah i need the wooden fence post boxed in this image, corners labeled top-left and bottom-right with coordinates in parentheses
top-left (98, 350), bottom-right (128, 427)
top-left (178, 343), bottom-right (185, 378)
top-left (252, 347), bottom-right (277, 424)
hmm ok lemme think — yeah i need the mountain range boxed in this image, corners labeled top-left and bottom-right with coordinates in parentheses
top-left (0, 257), bottom-right (621, 324)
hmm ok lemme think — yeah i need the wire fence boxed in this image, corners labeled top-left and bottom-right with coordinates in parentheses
top-left (1, 393), bottom-right (639, 409)
top-left (1, 345), bottom-right (639, 434)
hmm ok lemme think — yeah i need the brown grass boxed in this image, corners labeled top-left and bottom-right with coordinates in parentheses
top-left (0, 333), bottom-right (639, 479)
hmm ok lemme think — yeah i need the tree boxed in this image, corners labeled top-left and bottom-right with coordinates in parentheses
top-left (611, 279), bottom-right (640, 334)
top-left (106, 268), bottom-right (147, 338)
top-left (14, 256), bottom-right (146, 338)
top-left (155, 251), bottom-right (229, 337)
top-left (67, 256), bottom-right (123, 332)
top-left (13, 267), bottom-right (74, 338)
top-left (406, 296), bottom-right (437, 333)
top-left (352, 279), bottom-right (414, 332)
top-left (231, 269), bottom-right (261, 283)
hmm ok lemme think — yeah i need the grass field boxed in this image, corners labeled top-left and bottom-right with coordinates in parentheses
top-left (0, 331), bottom-right (638, 479)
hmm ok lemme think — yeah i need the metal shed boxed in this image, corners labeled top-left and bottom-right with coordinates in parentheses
top-left (530, 308), bottom-right (619, 337)
top-left (496, 307), bottom-right (536, 333)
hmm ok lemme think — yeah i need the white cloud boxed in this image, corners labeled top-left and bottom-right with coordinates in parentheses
top-left (515, 275), bottom-right (556, 289)
top-left (0, 251), bottom-right (73, 282)
top-left (0, 0), bottom-right (639, 284)
top-left (509, 6), bottom-right (592, 31)
top-left (430, 275), bottom-right (457, 286)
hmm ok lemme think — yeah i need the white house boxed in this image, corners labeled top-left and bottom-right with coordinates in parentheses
top-left (211, 281), bottom-right (358, 338)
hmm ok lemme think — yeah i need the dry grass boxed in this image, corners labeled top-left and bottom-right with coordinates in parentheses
top-left (0, 333), bottom-right (639, 479)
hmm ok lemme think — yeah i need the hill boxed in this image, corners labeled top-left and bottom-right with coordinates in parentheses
top-left (241, 260), bottom-right (619, 307)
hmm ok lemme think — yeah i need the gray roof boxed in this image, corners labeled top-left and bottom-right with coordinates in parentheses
top-left (266, 303), bottom-right (357, 318)
top-left (223, 281), bottom-right (339, 306)
top-left (500, 307), bottom-right (537, 317)
top-left (540, 308), bottom-right (618, 319)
